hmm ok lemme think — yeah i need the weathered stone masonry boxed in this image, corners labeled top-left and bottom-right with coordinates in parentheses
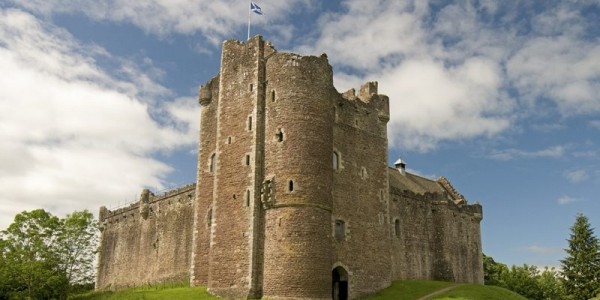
top-left (97, 36), bottom-right (484, 299)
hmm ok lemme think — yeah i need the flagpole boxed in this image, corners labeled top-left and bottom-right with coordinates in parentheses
top-left (247, 0), bottom-right (251, 40)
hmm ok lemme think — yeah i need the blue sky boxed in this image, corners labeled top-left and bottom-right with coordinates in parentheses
top-left (0, 0), bottom-right (599, 269)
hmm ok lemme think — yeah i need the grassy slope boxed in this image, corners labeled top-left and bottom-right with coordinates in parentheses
top-left (71, 281), bottom-right (526, 300)
top-left (368, 281), bottom-right (527, 300)
top-left (69, 286), bottom-right (217, 300)
top-left (432, 284), bottom-right (527, 300)
top-left (368, 280), bottom-right (455, 300)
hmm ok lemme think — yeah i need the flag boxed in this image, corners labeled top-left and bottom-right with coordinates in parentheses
top-left (250, 1), bottom-right (263, 15)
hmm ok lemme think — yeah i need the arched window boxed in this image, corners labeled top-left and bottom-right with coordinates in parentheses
top-left (288, 180), bottom-right (294, 192)
top-left (333, 152), bottom-right (339, 170)
top-left (335, 220), bottom-right (346, 241)
top-left (394, 219), bottom-right (400, 238)
top-left (209, 153), bottom-right (216, 173)
top-left (271, 90), bottom-right (276, 102)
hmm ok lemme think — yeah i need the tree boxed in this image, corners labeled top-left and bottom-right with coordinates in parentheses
top-left (56, 210), bottom-right (98, 287)
top-left (561, 213), bottom-right (600, 300)
top-left (484, 254), bottom-right (567, 299)
top-left (483, 253), bottom-right (509, 286)
top-left (0, 209), bottom-right (98, 299)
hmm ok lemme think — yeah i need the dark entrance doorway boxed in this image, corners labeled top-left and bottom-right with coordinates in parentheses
top-left (332, 266), bottom-right (348, 300)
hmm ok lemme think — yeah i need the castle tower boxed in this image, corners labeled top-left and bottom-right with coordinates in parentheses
top-left (190, 37), bottom-right (274, 298)
top-left (261, 52), bottom-right (335, 298)
top-left (191, 36), bottom-right (335, 299)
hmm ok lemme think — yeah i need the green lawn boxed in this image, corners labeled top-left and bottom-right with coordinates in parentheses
top-left (69, 286), bottom-right (217, 300)
top-left (71, 281), bottom-right (526, 300)
top-left (431, 284), bottom-right (527, 300)
top-left (368, 280), bottom-right (455, 300)
top-left (368, 281), bottom-right (527, 300)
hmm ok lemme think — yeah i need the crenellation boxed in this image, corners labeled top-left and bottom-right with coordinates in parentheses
top-left (97, 36), bottom-right (484, 298)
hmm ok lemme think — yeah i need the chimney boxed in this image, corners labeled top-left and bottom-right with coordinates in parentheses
top-left (394, 158), bottom-right (406, 175)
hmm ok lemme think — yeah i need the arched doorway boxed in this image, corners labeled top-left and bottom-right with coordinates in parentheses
top-left (332, 266), bottom-right (348, 300)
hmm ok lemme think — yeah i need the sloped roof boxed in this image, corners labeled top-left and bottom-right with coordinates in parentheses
top-left (388, 167), bottom-right (467, 204)
top-left (388, 167), bottom-right (445, 194)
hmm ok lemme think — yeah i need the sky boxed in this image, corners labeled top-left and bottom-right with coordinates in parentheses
top-left (0, 0), bottom-right (599, 269)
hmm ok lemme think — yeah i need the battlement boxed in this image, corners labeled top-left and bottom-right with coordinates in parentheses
top-left (389, 186), bottom-right (482, 220)
top-left (99, 183), bottom-right (196, 226)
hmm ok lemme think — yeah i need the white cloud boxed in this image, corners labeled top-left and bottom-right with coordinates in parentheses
top-left (507, 35), bottom-right (600, 115)
top-left (296, 1), bottom-right (600, 151)
top-left (298, 0), bottom-right (514, 151)
top-left (0, 9), bottom-right (199, 229)
top-left (565, 169), bottom-right (588, 183)
top-left (558, 196), bottom-right (578, 205)
top-left (489, 145), bottom-right (566, 161)
top-left (590, 120), bottom-right (600, 130)
top-left (523, 245), bottom-right (564, 256)
top-left (6, 0), bottom-right (314, 45)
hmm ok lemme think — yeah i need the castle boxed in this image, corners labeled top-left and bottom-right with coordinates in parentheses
top-left (96, 36), bottom-right (484, 299)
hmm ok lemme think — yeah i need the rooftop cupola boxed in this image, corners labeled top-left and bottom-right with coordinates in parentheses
top-left (394, 158), bottom-right (406, 175)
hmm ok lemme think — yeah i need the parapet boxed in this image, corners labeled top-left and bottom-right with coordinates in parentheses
top-left (339, 81), bottom-right (390, 125)
top-left (98, 183), bottom-right (196, 227)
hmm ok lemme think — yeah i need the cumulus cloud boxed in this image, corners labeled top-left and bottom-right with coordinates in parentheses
top-left (489, 145), bottom-right (566, 161)
top-left (0, 9), bottom-right (199, 229)
top-left (565, 169), bottom-right (588, 183)
top-left (297, 1), bottom-right (600, 151)
top-left (6, 0), bottom-right (314, 45)
top-left (558, 196), bottom-right (578, 205)
top-left (298, 0), bottom-right (514, 151)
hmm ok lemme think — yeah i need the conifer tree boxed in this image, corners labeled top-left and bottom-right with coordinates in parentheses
top-left (561, 213), bottom-right (600, 300)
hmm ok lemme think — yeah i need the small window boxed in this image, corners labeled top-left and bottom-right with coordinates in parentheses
top-left (209, 153), bottom-right (216, 173)
top-left (248, 116), bottom-right (253, 131)
top-left (227, 137), bottom-right (232, 144)
top-left (276, 129), bottom-right (284, 142)
top-left (207, 209), bottom-right (212, 227)
top-left (271, 90), bottom-right (276, 102)
top-left (288, 180), bottom-right (294, 192)
top-left (335, 220), bottom-right (345, 241)
top-left (333, 152), bottom-right (339, 170)
top-left (394, 219), bottom-right (400, 238)
top-left (246, 154), bottom-right (250, 166)
top-left (249, 84), bottom-right (253, 91)
top-left (246, 190), bottom-right (251, 207)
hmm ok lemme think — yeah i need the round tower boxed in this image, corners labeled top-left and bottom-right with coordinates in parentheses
top-left (261, 53), bottom-right (335, 298)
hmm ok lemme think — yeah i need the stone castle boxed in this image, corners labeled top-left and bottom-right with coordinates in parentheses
top-left (96, 36), bottom-right (484, 299)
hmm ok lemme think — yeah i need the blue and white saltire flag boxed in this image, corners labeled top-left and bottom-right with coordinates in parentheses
top-left (250, 1), bottom-right (263, 15)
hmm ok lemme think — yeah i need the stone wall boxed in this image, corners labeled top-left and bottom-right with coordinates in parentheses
top-left (96, 184), bottom-right (196, 289)
top-left (331, 82), bottom-right (392, 298)
top-left (388, 188), bottom-right (483, 284)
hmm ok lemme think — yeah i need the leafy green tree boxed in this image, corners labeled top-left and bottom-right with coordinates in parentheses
top-left (538, 267), bottom-right (566, 300)
top-left (561, 213), bottom-right (600, 300)
top-left (0, 209), bottom-right (98, 299)
top-left (57, 210), bottom-right (98, 287)
top-left (483, 253), bottom-right (509, 286)
top-left (503, 264), bottom-right (543, 299)
top-left (484, 254), bottom-right (566, 299)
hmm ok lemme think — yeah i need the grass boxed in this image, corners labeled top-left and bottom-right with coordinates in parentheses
top-left (431, 284), bottom-right (527, 300)
top-left (368, 280), bottom-right (527, 300)
top-left (69, 286), bottom-right (217, 300)
top-left (70, 280), bottom-right (527, 300)
top-left (368, 280), bottom-right (455, 300)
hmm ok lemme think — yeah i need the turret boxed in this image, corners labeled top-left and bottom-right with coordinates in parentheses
top-left (261, 52), bottom-right (335, 298)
